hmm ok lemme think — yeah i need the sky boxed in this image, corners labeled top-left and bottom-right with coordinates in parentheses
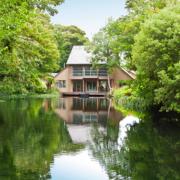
top-left (51, 0), bottom-right (127, 39)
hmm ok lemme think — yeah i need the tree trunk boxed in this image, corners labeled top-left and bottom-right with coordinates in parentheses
top-left (107, 75), bottom-right (112, 95)
top-left (108, 98), bottom-right (112, 118)
top-left (47, 82), bottom-right (52, 90)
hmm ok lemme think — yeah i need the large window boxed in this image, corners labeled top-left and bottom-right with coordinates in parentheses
top-left (73, 80), bottom-right (82, 92)
top-left (85, 67), bottom-right (97, 76)
top-left (73, 66), bottom-right (83, 76)
top-left (56, 80), bottom-right (66, 88)
top-left (86, 80), bottom-right (97, 92)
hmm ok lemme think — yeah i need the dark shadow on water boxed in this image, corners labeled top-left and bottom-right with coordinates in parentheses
top-left (89, 112), bottom-right (180, 180)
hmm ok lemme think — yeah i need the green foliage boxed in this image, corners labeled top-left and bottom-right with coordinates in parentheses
top-left (88, 28), bottom-right (121, 92)
top-left (118, 79), bottom-right (133, 86)
top-left (105, 0), bottom-right (178, 69)
top-left (88, 29), bottom-right (120, 72)
top-left (132, 5), bottom-right (180, 112)
top-left (155, 63), bottom-right (180, 112)
top-left (106, 16), bottom-right (142, 69)
top-left (90, 0), bottom-right (179, 113)
top-left (113, 87), bottom-right (147, 114)
top-left (29, 0), bottom-right (64, 15)
top-left (113, 86), bottom-right (132, 98)
top-left (54, 25), bottom-right (88, 70)
top-left (0, 0), bottom-right (63, 95)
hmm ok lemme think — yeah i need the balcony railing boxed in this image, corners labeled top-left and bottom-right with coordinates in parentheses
top-left (85, 70), bottom-right (98, 76)
top-left (99, 70), bottom-right (108, 76)
top-left (73, 70), bottom-right (83, 76)
top-left (73, 69), bottom-right (107, 77)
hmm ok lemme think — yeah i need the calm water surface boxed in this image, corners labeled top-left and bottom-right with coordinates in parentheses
top-left (0, 97), bottom-right (179, 180)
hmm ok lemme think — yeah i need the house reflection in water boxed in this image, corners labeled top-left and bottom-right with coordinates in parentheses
top-left (54, 97), bottom-right (122, 144)
top-left (55, 97), bottom-right (122, 125)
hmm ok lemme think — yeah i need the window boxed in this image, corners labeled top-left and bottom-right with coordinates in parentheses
top-left (57, 98), bottom-right (66, 109)
top-left (56, 80), bottom-right (66, 88)
top-left (99, 68), bottom-right (107, 76)
top-left (99, 80), bottom-right (108, 92)
top-left (73, 80), bottom-right (82, 92)
top-left (85, 67), bottom-right (97, 76)
top-left (86, 80), bottom-right (97, 92)
top-left (73, 66), bottom-right (83, 76)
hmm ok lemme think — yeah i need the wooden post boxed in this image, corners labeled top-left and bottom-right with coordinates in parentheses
top-left (97, 98), bottom-right (99, 111)
top-left (83, 79), bottom-right (85, 92)
top-left (97, 79), bottom-right (99, 92)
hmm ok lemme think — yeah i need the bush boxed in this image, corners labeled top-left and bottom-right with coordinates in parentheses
top-left (113, 86), bottom-right (132, 99)
top-left (113, 87), bottom-right (148, 114)
top-left (118, 80), bottom-right (133, 87)
top-left (132, 5), bottom-right (180, 112)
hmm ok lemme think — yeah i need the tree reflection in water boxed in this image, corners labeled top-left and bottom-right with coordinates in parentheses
top-left (0, 98), bottom-right (179, 180)
top-left (0, 99), bottom-right (84, 180)
top-left (90, 115), bottom-right (180, 180)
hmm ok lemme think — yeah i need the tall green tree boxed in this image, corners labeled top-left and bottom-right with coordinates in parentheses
top-left (132, 5), bottom-right (180, 112)
top-left (54, 25), bottom-right (88, 70)
top-left (0, 0), bottom-right (63, 94)
top-left (105, 0), bottom-right (178, 69)
top-left (88, 29), bottom-right (120, 92)
top-left (90, 0), bottom-right (179, 112)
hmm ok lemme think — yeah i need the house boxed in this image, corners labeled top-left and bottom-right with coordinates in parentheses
top-left (55, 46), bottom-right (135, 96)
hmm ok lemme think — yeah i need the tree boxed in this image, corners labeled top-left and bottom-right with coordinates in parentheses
top-left (105, 0), bottom-right (178, 69)
top-left (54, 25), bottom-right (88, 70)
top-left (0, 0), bottom-right (63, 94)
top-left (132, 5), bottom-right (180, 112)
top-left (88, 29), bottom-right (120, 92)
top-left (29, 0), bottom-right (64, 15)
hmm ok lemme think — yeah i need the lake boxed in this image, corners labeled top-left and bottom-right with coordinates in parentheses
top-left (0, 97), bottom-right (179, 180)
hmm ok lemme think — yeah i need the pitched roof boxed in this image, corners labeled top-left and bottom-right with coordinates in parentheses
top-left (121, 68), bottom-right (136, 79)
top-left (66, 46), bottom-right (92, 65)
top-left (51, 73), bottom-right (58, 77)
top-left (65, 46), bottom-right (136, 79)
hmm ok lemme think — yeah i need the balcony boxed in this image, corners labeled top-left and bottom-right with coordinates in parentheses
top-left (73, 69), bottom-right (107, 77)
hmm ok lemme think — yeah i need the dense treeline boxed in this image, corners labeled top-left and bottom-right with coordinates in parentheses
top-left (0, 0), bottom-right (88, 95)
top-left (90, 0), bottom-right (180, 113)
top-left (0, 0), bottom-right (63, 94)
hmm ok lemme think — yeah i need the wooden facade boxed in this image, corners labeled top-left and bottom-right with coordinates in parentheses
top-left (54, 46), bottom-right (135, 96)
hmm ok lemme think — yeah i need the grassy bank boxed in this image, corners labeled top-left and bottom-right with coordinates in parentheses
top-left (0, 90), bottom-right (60, 100)
top-left (112, 87), bottom-right (146, 117)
